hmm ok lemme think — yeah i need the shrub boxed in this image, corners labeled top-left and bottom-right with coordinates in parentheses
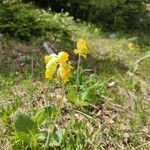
top-left (0, 2), bottom-right (71, 40)
top-left (28, 0), bottom-right (150, 31)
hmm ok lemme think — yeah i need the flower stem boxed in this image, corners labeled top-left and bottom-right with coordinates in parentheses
top-left (45, 129), bottom-right (51, 150)
top-left (61, 82), bottom-right (65, 108)
top-left (76, 54), bottom-right (81, 91)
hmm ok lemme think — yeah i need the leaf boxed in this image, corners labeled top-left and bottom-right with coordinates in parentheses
top-left (67, 86), bottom-right (77, 102)
top-left (81, 91), bottom-right (89, 101)
top-left (14, 111), bottom-right (38, 138)
top-left (34, 106), bottom-right (59, 125)
top-left (49, 128), bottom-right (65, 147)
top-left (35, 108), bottom-right (46, 125)
top-left (0, 105), bottom-right (14, 124)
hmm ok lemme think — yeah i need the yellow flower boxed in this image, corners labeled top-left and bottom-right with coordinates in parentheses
top-left (45, 57), bottom-right (58, 79)
top-left (44, 54), bottom-right (57, 64)
top-left (128, 42), bottom-right (134, 50)
top-left (58, 63), bottom-right (72, 83)
top-left (45, 68), bottom-right (53, 79)
top-left (44, 52), bottom-right (72, 83)
top-left (58, 51), bottom-right (69, 63)
top-left (44, 55), bottom-right (50, 64)
top-left (74, 39), bottom-right (89, 58)
top-left (46, 57), bottom-right (57, 69)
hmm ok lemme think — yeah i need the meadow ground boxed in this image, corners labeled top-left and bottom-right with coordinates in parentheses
top-left (0, 18), bottom-right (150, 149)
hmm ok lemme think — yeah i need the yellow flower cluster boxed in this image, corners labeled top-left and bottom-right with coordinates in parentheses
top-left (74, 39), bottom-right (89, 58)
top-left (57, 63), bottom-right (72, 83)
top-left (44, 39), bottom-right (88, 83)
top-left (128, 42), bottom-right (134, 50)
top-left (57, 51), bottom-right (69, 63)
top-left (44, 52), bottom-right (72, 83)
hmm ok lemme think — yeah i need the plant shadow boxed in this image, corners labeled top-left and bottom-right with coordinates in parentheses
top-left (82, 56), bottom-right (129, 76)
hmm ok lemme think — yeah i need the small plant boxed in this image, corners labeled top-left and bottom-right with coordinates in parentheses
top-left (44, 51), bottom-right (72, 108)
top-left (74, 39), bottom-right (89, 91)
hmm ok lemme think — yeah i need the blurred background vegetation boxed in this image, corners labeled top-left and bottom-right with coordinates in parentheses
top-left (0, 0), bottom-right (150, 41)
top-left (24, 0), bottom-right (150, 31)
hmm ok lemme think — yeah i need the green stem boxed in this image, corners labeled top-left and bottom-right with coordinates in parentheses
top-left (45, 130), bottom-right (51, 150)
top-left (76, 54), bottom-right (81, 91)
top-left (61, 82), bottom-right (65, 108)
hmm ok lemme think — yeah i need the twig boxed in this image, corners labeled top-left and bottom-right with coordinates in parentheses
top-left (73, 109), bottom-right (93, 119)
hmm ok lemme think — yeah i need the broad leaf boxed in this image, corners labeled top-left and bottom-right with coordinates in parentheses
top-left (14, 111), bottom-right (38, 138)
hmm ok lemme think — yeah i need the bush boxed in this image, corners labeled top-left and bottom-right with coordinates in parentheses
top-left (0, 2), bottom-right (71, 40)
top-left (28, 0), bottom-right (150, 31)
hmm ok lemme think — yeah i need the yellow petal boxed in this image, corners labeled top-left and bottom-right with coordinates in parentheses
top-left (74, 49), bottom-right (79, 54)
top-left (58, 51), bottom-right (69, 63)
top-left (74, 39), bottom-right (89, 58)
top-left (59, 63), bottom-right (72, 83)
top-left (46, 57), bottom-right (58, 69)
top-left (45, 69), bottom-right (53, 79)
top-left (44, 54), bottom-right (57, 64)
top-left (128, 42), bottom-right (134, 50)
top-left (44, 55), bottom-right (50, 64)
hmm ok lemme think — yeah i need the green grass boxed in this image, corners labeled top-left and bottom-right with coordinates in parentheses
top-left (0, 3), bottom-right (150, 150)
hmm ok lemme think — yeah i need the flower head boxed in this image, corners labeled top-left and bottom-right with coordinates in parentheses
top-left (58, 51), bottom-right (69, 63)
top-left (58, 63), bottom-right (72, 83)
top-left (74, 39), bottom-right (89, 58)
top-left (46, 57), bottom-right (57, 69)
top-left (44, 52), bottom-right (72, 83)
top-left (128, 42), bottom-right (134, 50)
top-left (45, 68), bottom-right (55, 79)
top-left (44, 54), bottom-right (57, 64)
top-left (45, 56), bottom-right (58, 79)
top-left (44, 55), bottom-right (50, 64)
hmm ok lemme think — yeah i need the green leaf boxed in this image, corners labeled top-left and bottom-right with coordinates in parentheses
top-left (49, 128), bottom-right (65, 147)
top-left (67, 86), bottom-right (89, 107)
top-left (35, 108), bottom-right (46, 125)
top-left (34, 106), bottom-right (59, 125)
top-left (67, 86), bottom-right (77, 102)
top-left (81, 91), bottom-right (89, 101)
top-left (14, 111), bottom-right (38, 138)
top-left (0, 105), bottom-right (14, 124)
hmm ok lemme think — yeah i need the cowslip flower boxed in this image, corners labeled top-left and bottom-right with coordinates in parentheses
top-left (45, 57), bottom-right (58, 79)
top-left (74, 39), bottom-right (89, 58)
top-left (57, 51), bottom-right (69, 63)
top-left (44, 52), bottom-right (72, 83)
top-left (128, 42), bottom-right (134, 50)
top-left (46, 57), bottom-right (57, 69)
top-left (45, 68), bottom-right (55, 79)
top-left (44, 54), bottom-right (57, 64)
top-left (57, 63), bottom-right (72, 83)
